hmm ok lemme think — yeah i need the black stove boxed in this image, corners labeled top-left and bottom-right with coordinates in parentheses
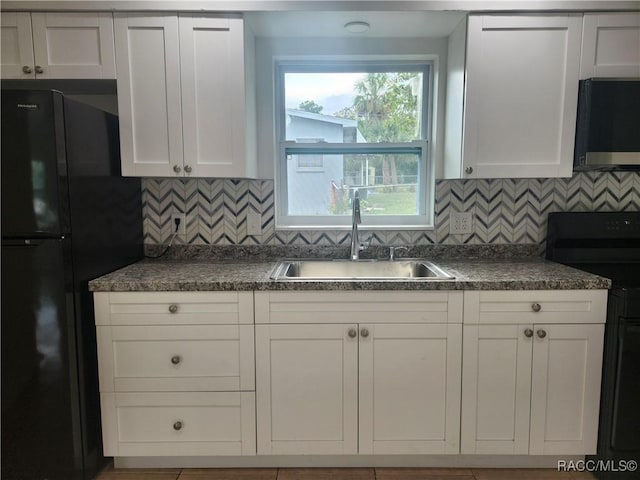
top-left (547, 212), bottom-right (640, 479)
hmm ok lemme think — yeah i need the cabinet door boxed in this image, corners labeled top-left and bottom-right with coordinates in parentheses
top-left (179, 15), bottom-right (250, 178)
top-left (1, 12), bottom-right (35, 79)
top-left (255, 324), bottom-right (358, 455)
top-left (463, 15), bottom-right (582, 178)
top-left (581, 13), bottom-right (640, 79)
top-left (31, 13), bottom-right (115, 79)
top-left (359, 323), bottom-right (462, 454)
top-left (461, 324), bottom-right (533, 454)
top-left (114, 14), bottom-right (183, 177)
top-left (530, 324), bottom-right (605, 455)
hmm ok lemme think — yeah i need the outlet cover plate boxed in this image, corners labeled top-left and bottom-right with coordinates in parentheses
top-left (171, 213), bottom-right (186, 235)
top-left (247, 212), bottom-right (262, 235)
top-left (450, 212), bottom-right (473, 234)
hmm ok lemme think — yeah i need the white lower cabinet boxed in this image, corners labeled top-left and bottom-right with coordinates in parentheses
top-left (254, 291), bottom-right (463, 456)
top-left (93, 288), bottom-right (607, 461)
top-left (359, 323), bottom-right (462, 455)
top-left (529, 323), bottom-right (605, 455)
top-left (94, 291), bottom-right (256, 456)
top-left (101, 391), bottom-right (256, 456)
top-left (461, 290), bottom-right (607, 455)
top-left (256, 323), bottom-right (359, 455)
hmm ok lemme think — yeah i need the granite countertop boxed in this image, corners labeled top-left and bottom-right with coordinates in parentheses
top-left (89, 250), bottom-right (611, 292)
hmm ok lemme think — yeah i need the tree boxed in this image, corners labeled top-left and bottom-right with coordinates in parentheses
top-left (298, 100), bottom-right (323, 114)
top-left (350, 72), bottom-right (420, 187)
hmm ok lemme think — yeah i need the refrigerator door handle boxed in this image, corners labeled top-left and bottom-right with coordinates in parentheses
top-left (2, 237), bottom-right (65, 246)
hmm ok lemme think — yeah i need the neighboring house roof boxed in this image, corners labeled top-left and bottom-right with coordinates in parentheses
top-left (286, 108), bottom-right (357, 127)
top-left (286, 109), bottom-right (366, 142)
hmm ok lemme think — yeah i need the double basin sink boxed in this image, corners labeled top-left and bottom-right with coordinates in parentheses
top-left (271, 259), bottom-right (454, 281)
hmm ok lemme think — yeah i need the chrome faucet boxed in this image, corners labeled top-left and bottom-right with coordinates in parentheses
top-left (350, 190), bottom-right (368, 260)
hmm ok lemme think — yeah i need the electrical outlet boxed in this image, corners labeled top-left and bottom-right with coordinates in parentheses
top-left (450, 212), bottom-right (473, 234)
top-left (171, 213), bottom-right (186, 236)
top-left (247, 212), bottom-right (262, 235)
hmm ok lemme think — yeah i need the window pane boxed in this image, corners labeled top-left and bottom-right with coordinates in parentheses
top-left (286, 152), bottom-right (420, 216)
top-left (284, 71), bottom-right (424, 143)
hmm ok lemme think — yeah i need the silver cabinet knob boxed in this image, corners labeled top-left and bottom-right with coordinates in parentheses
top-left (171, 355), bottom-right (181, 365)
top-left (524, 328), bottom-right (534, 338)
top-left (34, 65), bottom-right (44, 74)
top-left (347, 328), bottom-right (357, 338)
top-left (465, 166), bottom-right (473, 174)
top-left (360, 328), bottom-right (370, 338)
top-left (184, 165), bottom-right (192, 173)
top-left (173, 165), bottom-right (181, 174)
top-left (537, 329), bottom-right (547, 339)
top-left (173, 421), bottom-right (183, 431)
top-left (168, 304), bottom-right (178, 314)
top-left (531, 303), bottom-right (542, 313)
top-left (22, 65), bottom-right (33, 74)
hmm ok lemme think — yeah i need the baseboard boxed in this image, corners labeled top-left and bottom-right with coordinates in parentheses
top-left (114, 454), bottom-right (584, 469)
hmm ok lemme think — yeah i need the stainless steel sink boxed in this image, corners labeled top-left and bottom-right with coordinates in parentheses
top-left (271, 259), bottom-right (455, 281)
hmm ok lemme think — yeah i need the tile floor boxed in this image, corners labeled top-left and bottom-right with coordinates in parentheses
top-left (96, 465), bottom-right (597, 480)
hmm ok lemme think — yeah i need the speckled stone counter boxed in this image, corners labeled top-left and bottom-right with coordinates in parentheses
top-left (89, 257), bottom-right (611, 292)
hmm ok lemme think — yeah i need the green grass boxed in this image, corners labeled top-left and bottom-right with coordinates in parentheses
top-left (360, 190), bottom-right (417, 215)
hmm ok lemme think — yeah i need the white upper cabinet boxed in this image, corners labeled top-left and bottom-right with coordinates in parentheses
top-left (114, 14), bottom-right (184, 177)
top-left (180, 16), bottom-right (256, 178)
top-left (1, 13), bottom-right (35, 78)
top-left (462, 15), bottom-right (582, 179)
top-left (1, 12), bottom-right (115, 79)
top-left (580, 12), bottom-right (640, 79)
top-left (115, 13), bottom-right (257, 178)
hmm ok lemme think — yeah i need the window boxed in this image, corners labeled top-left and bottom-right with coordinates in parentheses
top-left (276, 61), bottom-right (433, 228)
top-left (295, 138), bottom-right (324, 170)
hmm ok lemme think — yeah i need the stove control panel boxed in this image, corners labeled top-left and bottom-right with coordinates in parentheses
top-left (605, 218), bottom-right (640, 233)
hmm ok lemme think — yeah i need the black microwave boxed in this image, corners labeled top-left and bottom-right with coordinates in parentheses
top-left (574, 78), bottom-right (640, 170)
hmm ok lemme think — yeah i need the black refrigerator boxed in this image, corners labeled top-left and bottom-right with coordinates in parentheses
top-left (1, 89), bottom-right (143, 480)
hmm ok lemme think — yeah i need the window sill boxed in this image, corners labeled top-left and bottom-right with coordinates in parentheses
top-left (275, 224), bottom-right (435, 231)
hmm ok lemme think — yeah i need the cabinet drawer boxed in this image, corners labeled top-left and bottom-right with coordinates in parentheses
top-left (101, 392), bottom-right (255, 456)
top-left (97, 325), bottom-right (254, 392)
top-left (464, 290), bottom-right (607, 324)
top-left (255, 291), bottom-right (463, 324)
top-left (94, 291), bottom-right (254, 325)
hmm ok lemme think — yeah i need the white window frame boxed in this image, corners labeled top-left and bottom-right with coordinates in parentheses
top-left (275, 60), bottom-right (434, 230)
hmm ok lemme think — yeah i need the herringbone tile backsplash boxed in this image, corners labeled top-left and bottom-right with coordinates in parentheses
top-left (142, 171), bottom-right (640, 246)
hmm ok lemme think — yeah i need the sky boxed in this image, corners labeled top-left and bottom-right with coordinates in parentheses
top-left (285, 72), bottom-right (367, 115)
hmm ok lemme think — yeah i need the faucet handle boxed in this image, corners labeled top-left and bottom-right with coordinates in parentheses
top-left (359, 234), bottom-right (372, 251)
top-left (389, 245), bottom-right (409, 260)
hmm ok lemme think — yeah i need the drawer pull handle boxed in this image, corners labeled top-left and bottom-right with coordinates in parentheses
top-left (531, 303), bottom-right (542, 313)
top-left (347, 328), bottom-right (357, 338)
top-left (171, 355), bottom-right (181, 365)
top-left (168, 304), bottom-right (179, 314)
top-left (524, 328), bottom-right (534, 338)
top-left (360, 328), bottom-right (370, 338)
top-left (173, 421), bottom-right (183, 431)
top-left (537, 329), bottom-right (547, 339)
top-left (35, 65), bottom-right (44, 74)
top-left (22, 65), bottom-right (33, 74)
